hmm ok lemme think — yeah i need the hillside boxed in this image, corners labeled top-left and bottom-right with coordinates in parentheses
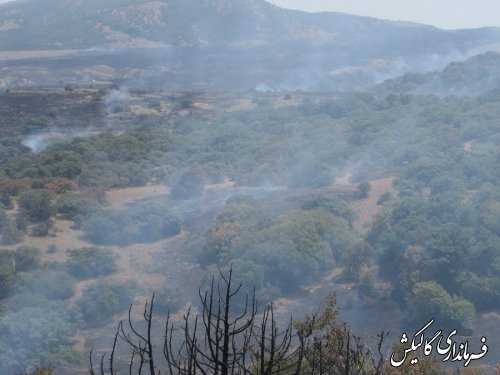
top-left (376, 51), bottom-right (500, 95)
top-left (2, 0), bottom-right (500, 91)
top-left (0, 0), bottom-right (497, 51)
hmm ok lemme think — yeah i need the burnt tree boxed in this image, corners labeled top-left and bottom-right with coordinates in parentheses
top-left (89, 267), bottom-right (303, 375)
top-left (89, 268), bottom-right (385, 375)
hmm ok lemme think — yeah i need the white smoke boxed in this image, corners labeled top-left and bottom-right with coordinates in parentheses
top-left (21, 129), bottom-right (93, 153)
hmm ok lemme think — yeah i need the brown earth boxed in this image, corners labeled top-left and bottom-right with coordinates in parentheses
top-left (0, 49), bottom-right (83, 60)
top-left (350, 177), bottom-right (396, 234)
top-left (4, 170), bottom-right (398, 369)
top-left (105, 184), bottom-right (171, 208)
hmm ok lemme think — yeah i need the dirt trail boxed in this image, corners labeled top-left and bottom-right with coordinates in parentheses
top-left (105, 184), bottom-right (171, 208)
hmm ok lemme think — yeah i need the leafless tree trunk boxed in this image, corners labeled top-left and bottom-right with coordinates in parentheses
top-left (89, 266), bottom-right (308, 375)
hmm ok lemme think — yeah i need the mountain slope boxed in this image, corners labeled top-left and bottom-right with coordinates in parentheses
top-left (1, 0), bottom-right (500, 52)
top-left (3, 0), bottom-right (500, 91)
top-left (376, 51), bottom-right (500, 95)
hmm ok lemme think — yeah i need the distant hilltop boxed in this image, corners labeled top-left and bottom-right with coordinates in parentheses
top-left (3, 0), bottom-right (500, 91)
top-left (1, 0), bottom-right (500, 52)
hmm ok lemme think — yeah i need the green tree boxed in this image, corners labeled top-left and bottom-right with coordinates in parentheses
top-left (17, 190), bottom-right (55, 222)
top-left (407, 281), bottom-right (475, 334)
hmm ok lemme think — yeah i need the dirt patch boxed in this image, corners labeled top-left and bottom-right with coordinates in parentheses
top-left (128, 104), bottom-right (162, 116)
top-left (273, 95), bottom-right (302, 108)
top-left (105, 184), bottom-right (171, 208)
top-left (2, 218), bottom-right (90, 262)
top-left (69, 279), bottom-right (97, 303)
top-left (350, 177), bottom-right (395, 234)
top-left (105, 179), bottom-right (235, 209)
top-left (272, 297), bottom-right (301, 316)
top-left (225, 98), bottom-right (255, 112)
top-left (330, 173), bottom-right (396, 233)
top-left (305, 268), bottom-right (343, 294)
top-left (0, 49), bottom-right (82, 60)
top-left (205, 177), bottom-right (235, 191)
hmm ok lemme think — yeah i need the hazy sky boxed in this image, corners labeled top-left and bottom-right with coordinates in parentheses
top-left (267, 0), bottom-right (500, 29)
top-left (0, 0), bottom-right (499, 30)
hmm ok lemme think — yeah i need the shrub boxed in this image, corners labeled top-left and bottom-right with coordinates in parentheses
top-left (17, 190), bottom-right (55, 222)
top-left (0, 300), bottom-right (79, 373)
top-left (66, 247), bottom-right (118, 279)
top-left (83, 201), bottom-right (181, 246)
top-left (377, 192), bottom-right (392, 205)
top-left (14, 246), bottom-right (42, 272)
top-left (0, 217), bottom-right (23, 245)
top-left (357, 181), bottom-right (371, 199)
top-left (31, 220), bottom-right (54, 237)
top-left (301, 195), bottom-right (354, 226)
top-left (56, 195), bottom-right (101, 221)
top-left (12, 270), bottom-right (75, 300)
top-left (170, 170), bottom-right (205, 200)
top-left (78, 280), bottom-right (137, 325)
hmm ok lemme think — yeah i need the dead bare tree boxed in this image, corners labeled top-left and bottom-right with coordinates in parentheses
top-left (250, 303), bottom-right (304, 375)
top-left (89, 266), bottom-right (304, 375)
top-left (164, 266), bottom-right (257, 375)
top-left (89, 268), bottom-right (387, 375)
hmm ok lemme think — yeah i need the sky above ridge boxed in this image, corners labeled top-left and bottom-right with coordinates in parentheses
top-left (266, 0), bottom-right (500, 30)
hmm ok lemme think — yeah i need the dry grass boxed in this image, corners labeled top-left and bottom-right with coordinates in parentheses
top-left (350, 177), bottom-right (396, 234)
top-left (105, 184), bottom-right (171, 208)
top-left (0, 49), bottom-right (82, 60)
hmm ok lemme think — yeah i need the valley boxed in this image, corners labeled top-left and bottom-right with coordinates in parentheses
top-left (0, 1), bottom-right (499, 374)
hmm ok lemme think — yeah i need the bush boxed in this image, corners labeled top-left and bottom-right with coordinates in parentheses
top-left (357, 182), bottom-right (371, 199)
top-left (17, 190), bottom-right (55, 222)
top-left (0, 300), bottom-right (79, 373)
top-left (31, 219), bottom-right (54, 237)
top-left (78, 280), bottom-right (137, 325)
top-left (15, 214), bottom-right (28, 231)
top-left (0, 193), bottom-right (12, 209)
top-left (170, 170), bottom-right (205, 200)
top-left (0, 267), bottom-right (15, 299)
top-left (12, 270), bottom-right (75, 300)
top-left (66, 247), bottom-right (118, 279)
top-left (377, 192), bottom-right (393, 205)
top-left (83, 201), bottom-right (181, 246)
top-left (14, 246), bottom-right (42, 272)
top-left (301, 195), bottom-right (354, 226)
top-left (56, 195), bottom-right (100, 219)
top-left (0, 218), bottom-right (23, 245)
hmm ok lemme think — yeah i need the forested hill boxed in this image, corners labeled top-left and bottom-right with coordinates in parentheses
top-left (0, 0), bottom-right (499, 54)
top-left (4, 0), bottom-right (500, 91)
top-left (376, 51), bottom-right (500, 95)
